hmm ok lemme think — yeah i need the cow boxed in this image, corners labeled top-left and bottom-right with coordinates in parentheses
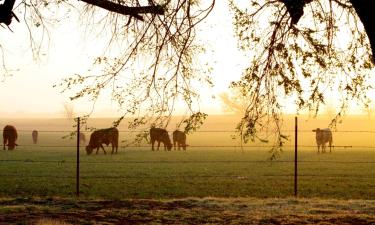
top-left (312, 128), bottom-right (333, 153)
top-left (3, 125), bottom-right (18, 150)
top-left (32, 130), bottom-right (38, 144)
top-left (172, 130), bottom-right (187, 150)
top-left (85, 127), bottom-right (119, 155)
top-left (150, 127), bottom-right (172, 151)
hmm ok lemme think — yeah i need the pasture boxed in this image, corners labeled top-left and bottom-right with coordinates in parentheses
top-left (0, 147), bottom-right (374, 199)
top-left (0, 115), bottom-right (375, 200)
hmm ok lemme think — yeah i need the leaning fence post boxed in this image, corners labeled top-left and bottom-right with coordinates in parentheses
top-left (294, 116), bottom-right (298, 197)
top-left (76, 117), bottom-right (80, 197)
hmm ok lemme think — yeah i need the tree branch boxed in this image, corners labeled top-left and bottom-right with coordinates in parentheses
top-left (349, 0), bottom-right (375, 62)
top-left (79, 0), bottom-right (165, 21)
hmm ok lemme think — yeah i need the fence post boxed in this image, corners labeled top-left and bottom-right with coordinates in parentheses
top-left (294, 116), bottom-right (298, 197)
top-left (76, 117), bottom-right (80, 197)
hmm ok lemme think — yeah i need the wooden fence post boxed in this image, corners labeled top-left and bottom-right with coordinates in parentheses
top-left (294, 116), bottom-right (298, 197)
top-left (76, 117), bottom-right (80, 197)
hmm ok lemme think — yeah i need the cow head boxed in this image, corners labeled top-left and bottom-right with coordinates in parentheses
top-left (162, 133), bottom-right (173, 151)
top-left (85, 146), bottom-right (94, 155)
top-left (7, 143), bottom-right (17, 150)
top-left (166, 141), bottom-right (173, 151)
top-left (312, 128), bottom-right (321, 133)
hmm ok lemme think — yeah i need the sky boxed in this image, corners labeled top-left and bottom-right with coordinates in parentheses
top-left (0, 1), bottom-right (373, 118)
top-left (0, 1), bottom-right (251, 118)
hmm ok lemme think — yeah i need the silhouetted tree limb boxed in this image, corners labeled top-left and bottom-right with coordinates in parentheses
top-left (230, 0), bottom-right (374, 157)
top-left (0, 0), bottom-right (19, 27)
top-left (280, 0), bottom-right (375, 60)
top-left (79, 0), bottom-right (165, 21)
top-left (349, 0), bottom-right (375, 62)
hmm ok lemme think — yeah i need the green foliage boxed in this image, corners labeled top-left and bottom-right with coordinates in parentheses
top-left (229, 0), bottom-right (374, 153)
top-left (182, 112), bottom-right (207, 134)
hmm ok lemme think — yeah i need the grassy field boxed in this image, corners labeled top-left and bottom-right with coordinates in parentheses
top-left (1, 116), bottom-right (375, 224)
top-left (0, 116), bottom-right (375, 200)
top-left (0, 147), bottom-right (374, 200)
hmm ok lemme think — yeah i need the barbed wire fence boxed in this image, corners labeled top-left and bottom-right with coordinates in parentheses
top-left (1, 117), bottom-right (375, 198)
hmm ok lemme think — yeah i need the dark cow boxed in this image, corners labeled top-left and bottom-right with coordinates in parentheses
top-left (172, 130), bottom-right (187, 150)
top-left (150, 127), bottom-right (172, 151)
top-left (32, 130), bottom-right (38, 144)
top-left (312, 128), bottom-right (333, 153)
top-left (86, 127), bottom-right (119, 155)
top-left (3, 125), bottom-right (18, 150)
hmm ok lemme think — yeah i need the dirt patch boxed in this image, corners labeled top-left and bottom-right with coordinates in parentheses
top-left (0, 197), bottom-right (374, 224)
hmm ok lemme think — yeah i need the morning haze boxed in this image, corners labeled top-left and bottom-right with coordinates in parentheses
top-left (1, 0), bottom-right (375, 224)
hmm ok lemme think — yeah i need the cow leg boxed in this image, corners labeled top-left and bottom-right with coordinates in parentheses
top-left (163, 142), bottom-right (167, 151)
top-left (101, 145), bottom-right (107, 154)
top-left (157, 141), bottom-right (161, 150)
top-left (173, 141), bottom-right (176, 150)
top-left (111, 142), bottom-right (117, 154)
top-left (317, 145), bottom-right (320, 153)
top-left (329, 142), bottom-right (332, 153)
top-left (151, 140), bottom-right (155, 151)
top-left (96, 147), bottom-right (100, 154)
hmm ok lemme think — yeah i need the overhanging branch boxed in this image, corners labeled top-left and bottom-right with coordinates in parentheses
top-left (79, 0), bottom-right (165, 21)
top-left (350, 0), bottom-right (375, 62)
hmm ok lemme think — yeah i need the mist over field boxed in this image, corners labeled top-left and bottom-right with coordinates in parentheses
top-left (1, 114), bottom-right (375, 152)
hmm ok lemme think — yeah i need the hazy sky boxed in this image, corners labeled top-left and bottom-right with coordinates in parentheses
top-left (0, 1), bottom-right (373, 118)
top-left (0, 1), bottom-right (251, 118)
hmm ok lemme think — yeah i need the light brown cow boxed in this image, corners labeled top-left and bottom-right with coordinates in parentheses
top-left (32, 130), bottom-right (38, 144)
top-left (172, 130), bottom-right (187, 150)
top-left (150, 127), bottom-right (172, 151)
top-left (3, 125), bottom-right (18, 150)
top-left (312, 128), bottom-right (333, 153)
top-left (86, 127), bottom-right (119, 155)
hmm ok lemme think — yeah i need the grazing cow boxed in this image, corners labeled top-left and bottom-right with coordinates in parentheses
top-left (172, 130), bottom-right (187, 150)
top-left (86, 127), bottom-right (119, 155)
top-left (312, 128), bottom-right (333, 153)
top-left (79, 132), bottom-right (86, 144)
top-left (3, 125), bottom-right (18, 150)
top-left (150, 127), bottom-right (172, 151)
top-left (32, 130), bottom-right (38, 144)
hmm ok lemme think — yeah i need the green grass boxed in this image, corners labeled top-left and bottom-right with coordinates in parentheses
top-left (0, 147), bottom-right (374, 199)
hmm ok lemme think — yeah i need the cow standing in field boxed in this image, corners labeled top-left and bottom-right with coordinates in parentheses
top-left (150, 127), bottom-right (172, 151)
top-left (312, 128), bottom-right (333, 153)
top-left (172, 130), bottom-right (187, 150)
top-left (32, 130), bottom-right (38, 144)
top-left (3, 125), bottom-right (18, 150)
top-left (86, 127), bottom-right (119, 155)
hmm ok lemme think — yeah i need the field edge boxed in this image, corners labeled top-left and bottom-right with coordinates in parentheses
top-left (0, 196), bottom-right (374, 224)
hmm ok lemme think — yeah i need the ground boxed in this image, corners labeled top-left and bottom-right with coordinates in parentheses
top-left (0, 197), bottom-right (374, 224)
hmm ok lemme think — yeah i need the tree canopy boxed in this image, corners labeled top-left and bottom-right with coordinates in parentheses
top-left (229, 0), bottom-right (375, 155)
top-left (1, 0), bottom-right (375, 151)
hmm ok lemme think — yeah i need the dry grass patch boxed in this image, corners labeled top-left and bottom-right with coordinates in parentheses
top-left (34, 218), bottom-right (72, 225)
top-left (0, 197), bottom-right (374, 224)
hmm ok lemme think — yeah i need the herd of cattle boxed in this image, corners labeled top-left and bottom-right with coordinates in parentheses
top-left (2, 125), bottom-right (188, 154)
top-left (2, 124), bottom-right (333, 154)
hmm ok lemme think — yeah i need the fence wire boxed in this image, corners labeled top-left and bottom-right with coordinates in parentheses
top-left (2, 128), bottom-right (375, 198)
